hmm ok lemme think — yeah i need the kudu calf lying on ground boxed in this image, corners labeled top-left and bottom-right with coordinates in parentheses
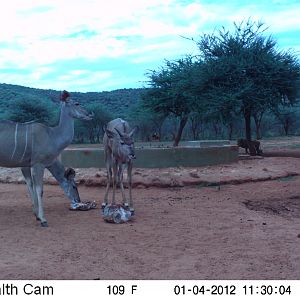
top-left (102, 118), bottom-right (137, 213)
top-left (0, 91), bottom-right (93, 227)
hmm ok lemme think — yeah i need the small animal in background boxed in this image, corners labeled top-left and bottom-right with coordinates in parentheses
top-left (237, 138), bottom-right (263, 155)
top-left (151, 132), bottom-right (160, 141)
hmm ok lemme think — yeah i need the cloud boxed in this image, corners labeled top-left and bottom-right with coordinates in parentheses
top-left (0, 0), bottom-right (299, 91)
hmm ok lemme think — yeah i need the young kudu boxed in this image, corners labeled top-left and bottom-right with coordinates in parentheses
top-left (103, 118), bottom-right (137, 213)
top-left (0, 91), bottom-right (93, 227)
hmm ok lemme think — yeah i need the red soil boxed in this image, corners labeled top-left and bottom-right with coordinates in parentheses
top-left (0, 156), bottom-right (300, 279)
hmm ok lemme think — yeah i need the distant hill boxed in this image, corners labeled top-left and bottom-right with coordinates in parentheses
top-left (0, 83), bottom-right (146, 119)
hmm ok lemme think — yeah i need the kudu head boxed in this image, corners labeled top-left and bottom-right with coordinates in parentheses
top-left (106, 126), bottom-right (138, 161)
top-left (60, 90), bottom-right (94, 121)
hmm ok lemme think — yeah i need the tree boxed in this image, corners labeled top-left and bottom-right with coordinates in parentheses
top-left (272, 104), bottom-right (297, 136)
top-left (6, 95), bottom-right (57, 125)
top-left (80, 103), bottom-right (113, 143)
top-left (143, 56), bottom-right (200, 146)
top-left (129, 105), bottom-right (167, 141)
top-left (189, 112), bottom-right (204, 140)
top-left (252, 106), bottom-right (266, 140)
top-left (196, 19), bottom-right (300, 154)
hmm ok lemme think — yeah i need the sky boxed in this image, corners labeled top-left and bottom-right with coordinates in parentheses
top-left (0, 0), bottom-right (299, 92)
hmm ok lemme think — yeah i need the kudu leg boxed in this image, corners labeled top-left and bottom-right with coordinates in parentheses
top-left (103, 155), bottom-right (113, 208)
top-left (47, 159), bottom-right (80, 207)
top-left (127, 161), bottom-right (134, 213)
top-left (112, 160), bottom-right (118, 205)
top-left (21, 167), bottom-right (38, 218)
top-left (118, 164), bottom-right (127, 206)
top-left (31, 164), bottom-right (47, 227)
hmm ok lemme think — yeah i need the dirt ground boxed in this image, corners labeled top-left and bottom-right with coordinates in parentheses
top-left (1, 156), bottom-right (300, 280)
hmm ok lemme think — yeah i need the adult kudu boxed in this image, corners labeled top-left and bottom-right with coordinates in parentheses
top-left (103, 118), bottom-right (138, 214)
top-left (0, 91), bottom-right (93, 227)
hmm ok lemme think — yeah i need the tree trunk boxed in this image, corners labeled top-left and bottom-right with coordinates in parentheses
top-left (191, 123), bottom-right (197, 140)
top-left (284, 119), bottom-right (289, 136)
top-left (227, 122), bottom-right (233, 140)
top-left (244, 109), bottom-right (251, 141)
top-left (157, 125), bottom-right (163, 142)
top-left (253, 111), bottom-right (264, 140)
top-left (173, 115), bottom-right (188, 147)
top-left (244, 108), bottom-right (256, 155)
top-left (190, 116), bottom-right (200, 140)
top-left (254, 120), bottom-right (262, 140)
top-left (213, 123), bottom-right (219, 137)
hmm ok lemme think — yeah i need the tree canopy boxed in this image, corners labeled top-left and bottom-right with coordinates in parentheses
top-left (6, 95), bottom-right (57, 125)
top-left (196, 20), bottom-right (300, 152)
top-left (142, 56), bottom-right (203, 146)
top-left (77, 102), bottom-right (113, 143)
top-left (142, 19), bottom-right (300, 149)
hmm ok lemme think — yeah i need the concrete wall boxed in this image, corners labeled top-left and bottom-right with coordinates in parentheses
top-left (135, 140), bottom-right (230, 148)
top-left (61, 145), bottom-right (238, 168)
top-left (67, 140), bottom-right (231, 149)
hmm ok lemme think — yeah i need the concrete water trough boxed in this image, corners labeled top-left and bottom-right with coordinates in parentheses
top-left (61, 141), bottom-right (238, 168)
top-left (135, 139), bottom-right (231, 148)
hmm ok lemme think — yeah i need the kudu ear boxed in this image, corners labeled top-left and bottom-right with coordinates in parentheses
top-left (129, 126), bottom-right (139, 137)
